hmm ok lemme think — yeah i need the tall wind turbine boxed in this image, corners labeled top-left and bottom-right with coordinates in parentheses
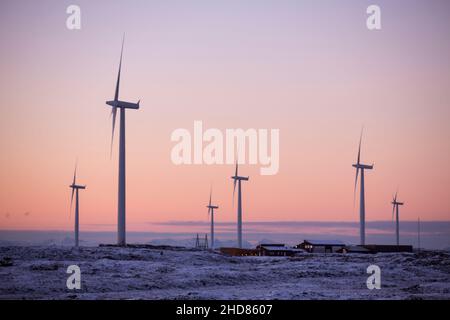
top-left (391, 191), bottom-right (404, 246)
top-left (69, 165), bottom-right (86, 247)
top-left (231, 162), bottom-right (249, 248)
top-left (106, 36), bottom-right (140, 246)
top-left (352, 129), bottom-right (373, 245)
top-left (206, 187), bottom-right (219, 249)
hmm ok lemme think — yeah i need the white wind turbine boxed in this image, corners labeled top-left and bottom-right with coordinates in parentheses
top-left (231, 162), bottom-right (249, 248)
top-left (352, 129), bottom-right (374, 245)
top-left (417, 217), bottom-right (421, 251)
top-left (69, 165), bottom-right (86, 247)
top-left (106, 36), bottom-right (140, 246)
top-left (391, 191), bottom-right (404, 246)
top-left (206, 187), bottom-right (219, 249)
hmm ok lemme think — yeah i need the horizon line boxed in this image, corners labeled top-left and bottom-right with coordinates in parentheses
top-left (1, 219), bottom-right (449, 233)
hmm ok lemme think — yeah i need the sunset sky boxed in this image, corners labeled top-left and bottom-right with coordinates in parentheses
top-left (0, 0), bottom-right (449, 232)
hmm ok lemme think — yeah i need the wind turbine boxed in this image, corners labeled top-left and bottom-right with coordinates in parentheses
top-left (69, 165), bottom-right (86, 247)
top-left (231, 162), bottom-right (249, 248)
top-left (206, 187), bottom-right (219, 249)
top-left (391, 191), bottom-right (404, 246)
top-left (417, 217), bottom-right (421, 252)
top-left (106, 36), bottom-right (140, 246)
top-left (352, 129), bottom-right (373, 245)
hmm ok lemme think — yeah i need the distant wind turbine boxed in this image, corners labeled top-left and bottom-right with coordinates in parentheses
top-left (206, 187), bottom-right (219, 249)
top-left (231, 161), bottom-right (249, 248)
top-left (106, 36), bottom-right (140, 246)
top-left (352, 129), bottom-right (373, 245)
top-left (69, 165), bottom-right (86, 247)
top-left (417, 217), bottom-right (421, 251)
top-left (391, 191), bottom-right (404, 246)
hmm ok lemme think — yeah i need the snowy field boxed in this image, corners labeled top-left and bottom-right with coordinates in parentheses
top-left (0, 245), bottom-right (449, 300)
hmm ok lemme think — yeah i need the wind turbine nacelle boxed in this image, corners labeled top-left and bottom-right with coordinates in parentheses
top-left (70, 184), bottom-right (86, 189)
top-left (352, 164), bottom-right (374, 170)
top-left (106, 100), bottom-right (140, 109)
top-left (231, 176), bottom-right (250, 181)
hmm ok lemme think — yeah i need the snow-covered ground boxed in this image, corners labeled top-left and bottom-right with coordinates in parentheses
top-left (0, 246), bottom-right (449, 300)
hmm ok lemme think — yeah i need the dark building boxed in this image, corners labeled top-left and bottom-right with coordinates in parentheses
top-left (296, 240), bottom-right (346, 253)
top-left (219, 247), bottom-right (259, 256)
top-left (362, 244), bottom-right (413, 253)
top-left (256, 244), bottom-right (301, 256)
top-left (337, 244), bottom-right (414, 254)
top-left (337, 245), bottom-right (371, 254)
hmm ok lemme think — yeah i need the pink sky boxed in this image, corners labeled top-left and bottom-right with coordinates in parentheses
top-left (0, 0), bottom-right (449, 231)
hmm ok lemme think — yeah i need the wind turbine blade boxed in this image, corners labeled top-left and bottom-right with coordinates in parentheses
top-left (70, 163), bottom-right (77, 218)
top-left (70, 188), bottom-right (75, 212)
top-left (232, 181), bottom-right (236, 207)
top-left (353, 168), bottom-right (359, 206)
top-left (110, 107), bottom-right (117, 158)
top-left (209, 187), bottom-right (212, 207)
top-left (114, 36), bottom-right (125, 101)
top-left (70, 186), bottom-right (74, 220)
top-left (392, 202), bottom-right (395, 221)
top-left (232, 161), bottom-right (238, 207)
top-left (357, 128), bottom-right (363, 165)
top-left (233, 179), bottom-right (237, 207)
top-left (72, 164), bottom-right (77, 185)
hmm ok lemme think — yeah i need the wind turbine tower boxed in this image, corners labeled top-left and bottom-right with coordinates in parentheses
top-left (69, 165), bottom-right (86, 247)
top-left (207, 187), bottom-right (219, 249)
top-left (418, 217), bottom-right (421, 251)
top-left (231, 162), bottom-right (249, 248)
top-left (106, 37), bottom-right (140, 246)
top-left (352, 130), bottom-right (373, 245)
top-left (391, 192), bottom-right (404, 246)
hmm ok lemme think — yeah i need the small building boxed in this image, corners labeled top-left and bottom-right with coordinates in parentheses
top-left (296, 240), bottom-right (346, 253)
top-left (337, 245), bottom-right (371, 254)
top-left (362, 244), bottom-right (413, 253)
top-left (219, 247), bottom-right (259, 256)
top-left (337, 244), bottom-right (414, 254)
top-left (256, 244), bottom-right (301, 256)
